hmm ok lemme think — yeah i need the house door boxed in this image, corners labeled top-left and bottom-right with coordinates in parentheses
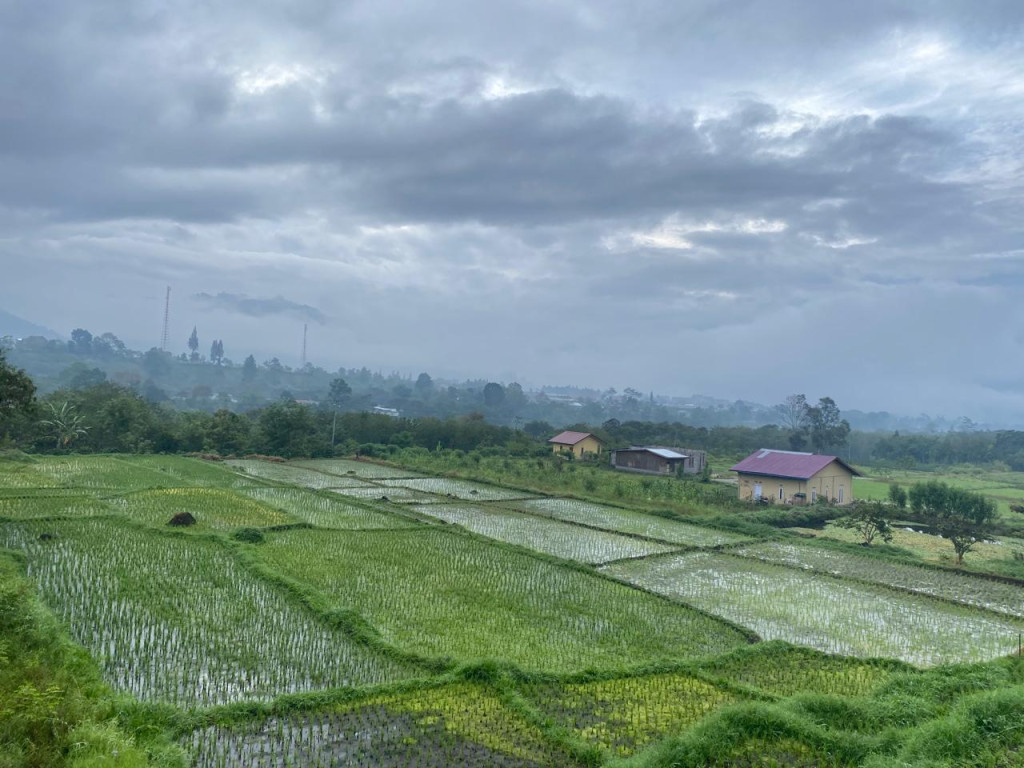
top-left (838, 485), bottom-right (844, 504)
top-left (753, 483), bottom-right (762, 500)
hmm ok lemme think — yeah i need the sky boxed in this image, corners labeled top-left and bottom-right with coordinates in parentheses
top-left (2, 1), bottom-right (1024, 423)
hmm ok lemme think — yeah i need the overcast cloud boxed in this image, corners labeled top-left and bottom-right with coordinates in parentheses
top-left (2, 1), bottom-right (1024, 422)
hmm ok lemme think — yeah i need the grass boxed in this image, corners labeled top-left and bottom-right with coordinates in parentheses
top-left (789, 522), bottom-right (1024, 574)
top-left (1, 518), bottom-right (421, 706)
top-left (410, 504), bottom-right (678, 564)
top-left (257, 527), bottom-right (750, 673)
top-left (603, 551), bottom-right (1024, 666)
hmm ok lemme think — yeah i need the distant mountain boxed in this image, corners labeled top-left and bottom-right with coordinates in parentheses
top-left (0, 308), bottom-right (61, 340)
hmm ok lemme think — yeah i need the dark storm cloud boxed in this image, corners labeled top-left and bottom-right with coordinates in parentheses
top-left (3, 0), bottom-right (1024, 421)
top-left (192, 293), bottom-right (328, 325)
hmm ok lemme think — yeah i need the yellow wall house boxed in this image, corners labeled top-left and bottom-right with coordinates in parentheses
top-left (730, 449), bottom-right (860, 505)
top-left (549, 430), bottom-right (604, 458)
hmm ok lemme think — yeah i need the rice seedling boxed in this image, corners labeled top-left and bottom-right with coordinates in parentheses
top-left (603, 552), bottom-right (1024, 666)
top-left (736, 541), bottom-right (1024, 618)
top-left (0, 494), bottom-right (112, 521)
top-left (330, 486), bottom-right (438, 504)
top-left (524, 673), bottom-right (739, 756)
top-left (1, 518), bottom-right (421, 706)
top-left (380, 477), bottom-right (536, 501)
top-left (696, 643), bottom-right (898, 697)
top-left (239, 487), bottom-right (418, 529)
top-left (258, 528), bottom-right (748, 673)
top-left (294, 458), bottom-right (426, 479)
top-left (109, 488), bottom-right (296, 531)
top-left (410, 504), bottom-right (677, 564)
top-left (510, 498), bottom-right (749, 547)
top-left (225, 460), bottom-right (374, 489)
top-left (32, 456), bottom-right (183, 490)
top-left (187, 683), bottom-right (573, 767)
top-left (0, 459), bottom-right (61, 488)
top-left (120, 455), bottom-right (266, 488)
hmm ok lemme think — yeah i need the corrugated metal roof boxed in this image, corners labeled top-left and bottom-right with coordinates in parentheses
top-left (730, 449), bottom-right (861, 480)
top-left (612, 446), bottom-right (688, 460)
top-left (548, 430), bottom-right (596, 445)
top-left (644, 448), bottom-right (688, 459)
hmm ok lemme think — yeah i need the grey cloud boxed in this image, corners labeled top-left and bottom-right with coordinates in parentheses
top-left (192, 293), bottom-right (329, 325)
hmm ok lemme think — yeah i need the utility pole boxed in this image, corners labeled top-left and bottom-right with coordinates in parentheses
top-left (160, 286), bottom-right (171, 351)
top-left (301, 323), bottom-right (308, 367)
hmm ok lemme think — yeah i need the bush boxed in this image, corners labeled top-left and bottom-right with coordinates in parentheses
top-left (231, 527), bottom-right (265, 544)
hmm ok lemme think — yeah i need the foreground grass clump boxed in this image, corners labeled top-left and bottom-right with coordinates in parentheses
top-left (258, 528), bottom-right (750, 672)
top-left (1, 519), bottom-right (421, 706)
top-left (604, 552), bottom-right (1024, 665)
top-left (411, 504), bottom-right (677, 564)
top-left (187, 682), bottom-right (574, 768)
top-left (0, 554), bottom-right (185, 768)
top-left (611, 660), bottom-right (1024, 768)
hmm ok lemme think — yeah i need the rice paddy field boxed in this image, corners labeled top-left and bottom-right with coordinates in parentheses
top-left (4, 452), bottom-right (1024, 767)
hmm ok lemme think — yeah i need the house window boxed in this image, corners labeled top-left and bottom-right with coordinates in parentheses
top-left (779, 486), bottom-right (784, 500)
top-left (811, 489), bottom-right (817, 503)
top-left (838, 486), bottom-right (844, 504)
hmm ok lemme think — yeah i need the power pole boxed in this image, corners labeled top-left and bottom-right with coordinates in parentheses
top-left (160, 286), bottom-right (171, 351)
top-left (301, 323), bottom-right (308, 367)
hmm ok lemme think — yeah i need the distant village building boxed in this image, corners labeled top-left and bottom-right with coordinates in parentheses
top-left (610, 447), bottom-right (707, 476)
top-left (372, 406), bottom-right (401, 417)
top-left (548, 430), bottom-right (604, 458)
top-left (731, 449), bottom-right (859, 505)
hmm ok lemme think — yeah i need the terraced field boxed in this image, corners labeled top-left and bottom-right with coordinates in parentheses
top-left (4, 453), bottom-right (1024, 767)
top-left (604, 551), bottom-right (1024, 665)
top-left (410, 503), bottom-right (678, 563)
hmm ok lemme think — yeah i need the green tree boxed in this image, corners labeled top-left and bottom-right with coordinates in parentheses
top-left (483, 382), bottom-right (505, 407)
top-left (889, 483), bottom-right (908, 509)
top-left (187, 327), bottom-right (200, 362)
top-left (68, 328), bottom-right (93, 355)
top-left (909, 480), bottom-right (998, 564)
top-left (326, 377), bottom-right (352, 407)
top-left (40, 401), bottom-right (88, 449)
top-left (142, 347), bottom-right (172, 378)
top-left (414, 372), bottom-right (434, 397)
top-left (206, 409), bottom-right (250, 454)
top-left (836, 500), bottom-right (893, 546)
top-left (257, 401), bottom-right (320, 457)
top-left (0, 349), bottom-right (36, 438)
top-left (241, 354), bottom-right (258, 383)
top-left (806, 397), bottom-right (850, 453)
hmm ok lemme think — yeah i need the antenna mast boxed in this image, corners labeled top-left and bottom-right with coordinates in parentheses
top-left (160, 286), bottom-right (171, 351)
top-left (301, 323), bottom-right (308, 367)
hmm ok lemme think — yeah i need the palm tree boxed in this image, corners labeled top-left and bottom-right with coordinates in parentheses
top-left (40, 401), bottom-right (88, 450)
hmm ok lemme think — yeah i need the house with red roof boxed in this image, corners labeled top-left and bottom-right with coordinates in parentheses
top-left (548, 430), bottom-right (604, 458)
top-left (730, 449), bottom-right (860, 505)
